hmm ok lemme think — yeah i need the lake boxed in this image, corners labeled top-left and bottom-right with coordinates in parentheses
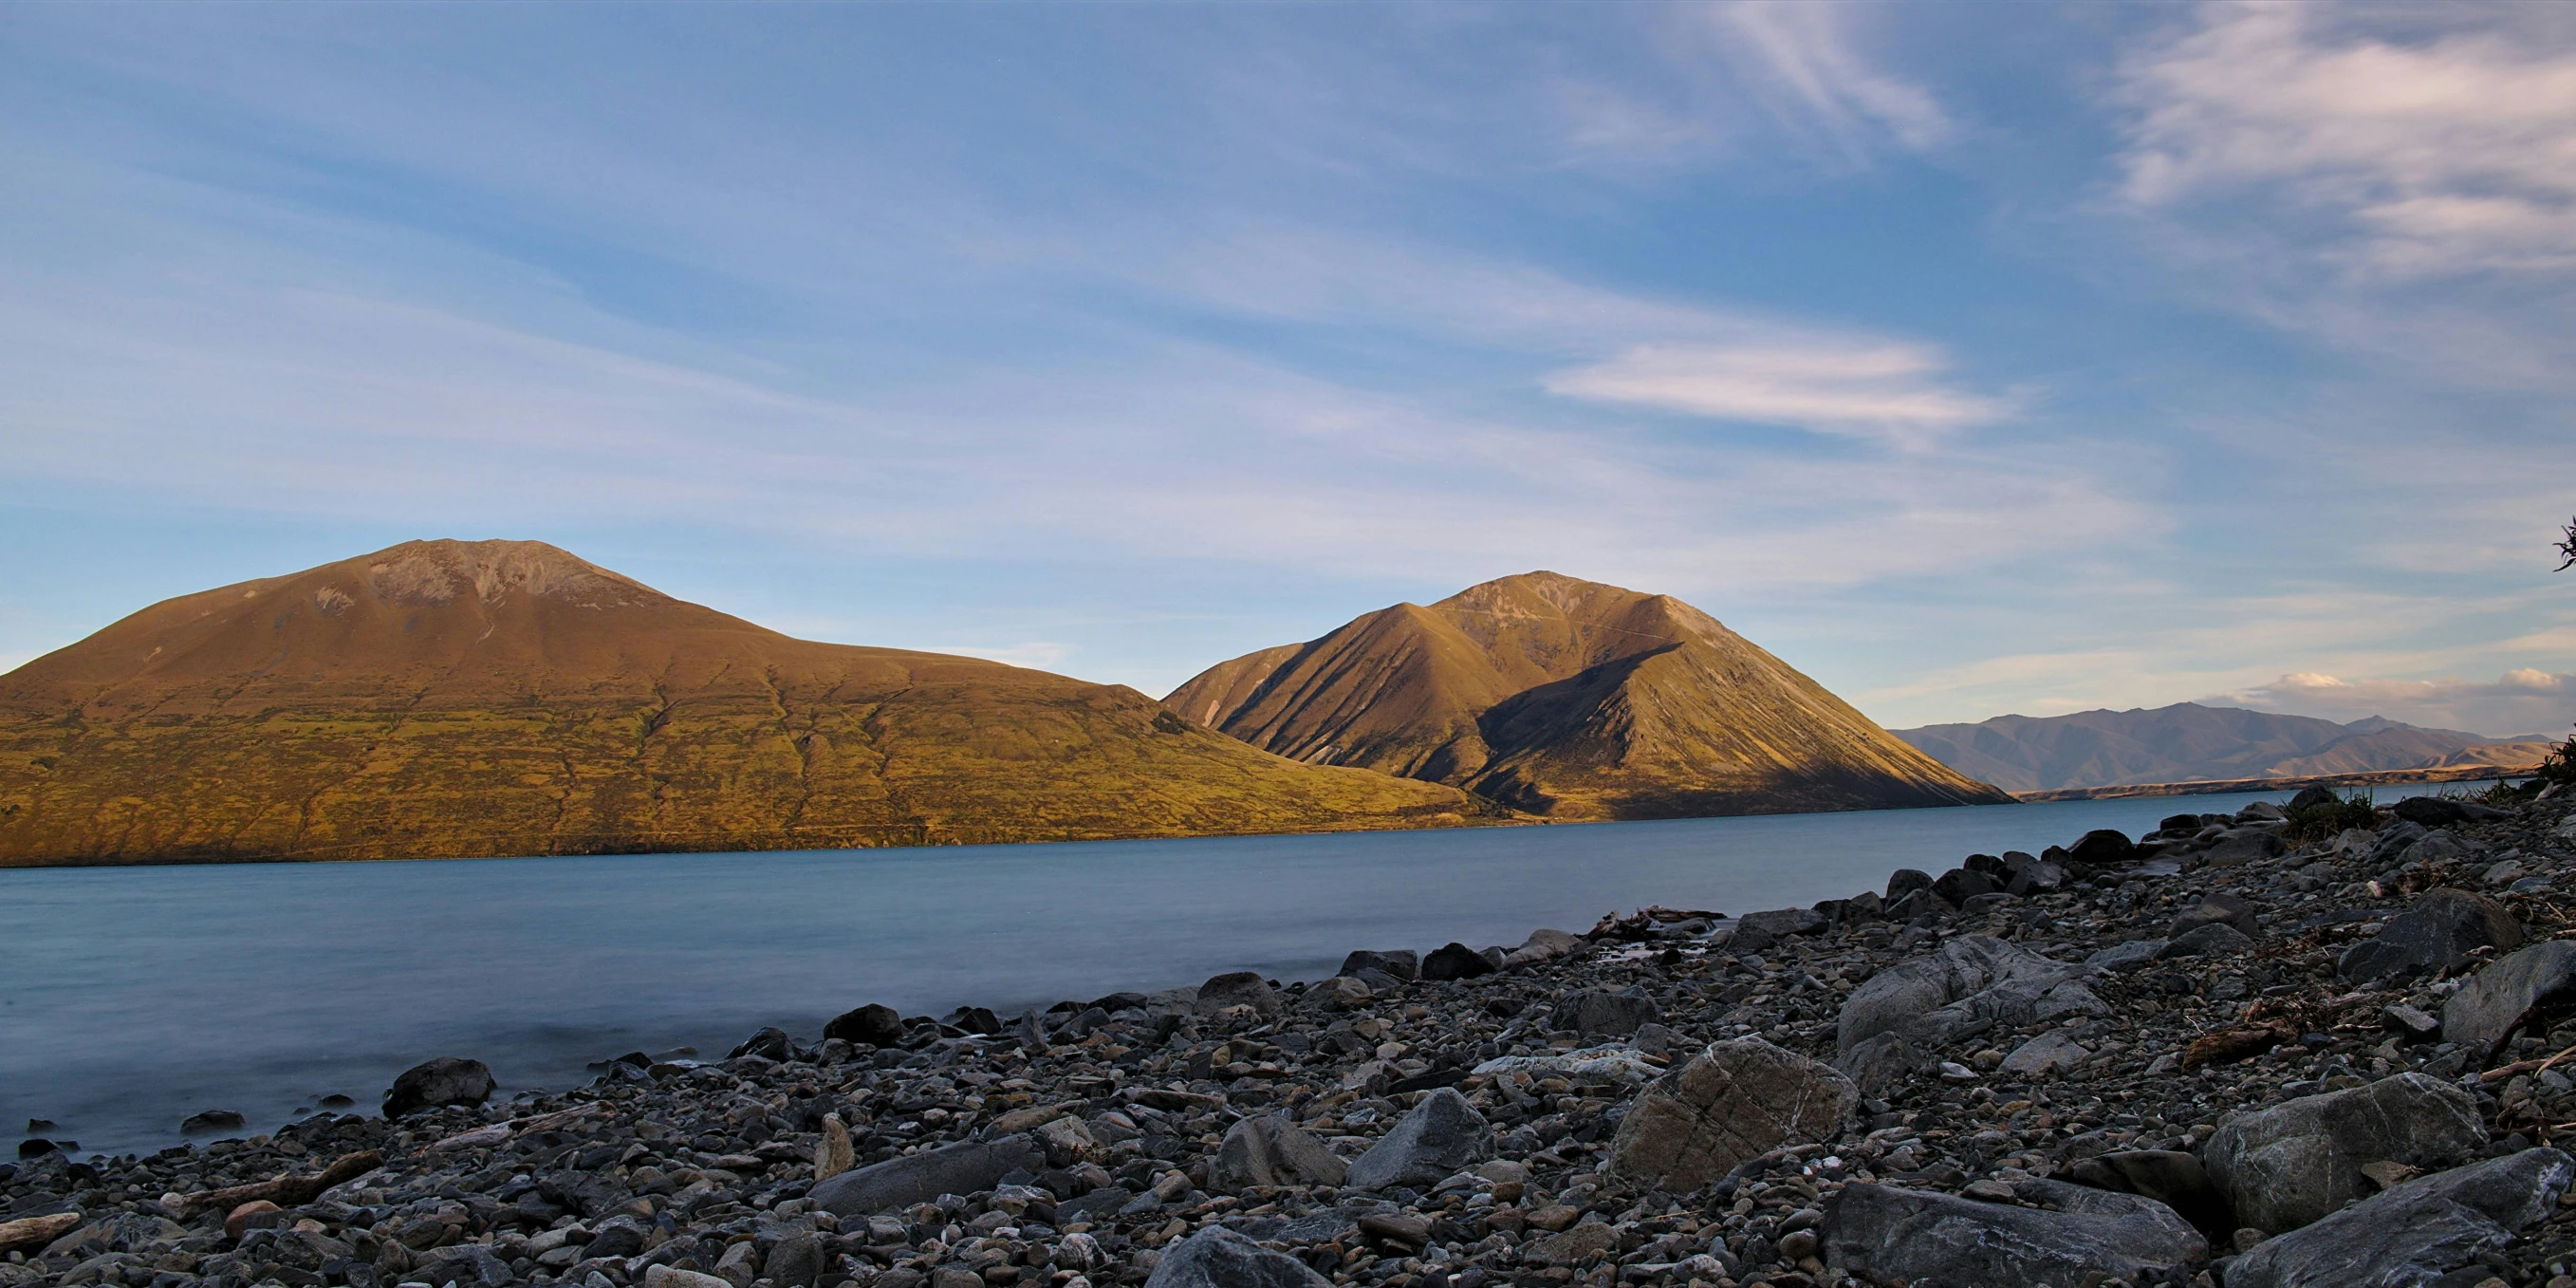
top-left (0, 780), bottom-right (2494, 1157)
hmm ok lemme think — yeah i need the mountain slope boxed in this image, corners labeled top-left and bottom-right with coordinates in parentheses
top-left (0, 541), bottom-right (1484, 866)
top-left (1890, 702), bottom-right (2555, 793)
top-left (1165, 571), bottom-right (2009, 819)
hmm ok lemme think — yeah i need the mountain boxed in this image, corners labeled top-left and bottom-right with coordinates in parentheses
top-left (1163, 571), bottom-right (2010, 820)
top-left (0, 541), bottom-right (1486, 866)
top-left (1890, 702), bottom-right (2557, 793)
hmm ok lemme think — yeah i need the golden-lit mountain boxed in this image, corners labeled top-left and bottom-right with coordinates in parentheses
top-left (1166, 571), bottom-right (2011, 820)
top-left (0, 541), bottom-right (1484, 866)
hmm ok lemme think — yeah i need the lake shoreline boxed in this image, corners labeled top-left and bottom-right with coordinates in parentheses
top-left (9, 784), bottom-right (2573, 1287)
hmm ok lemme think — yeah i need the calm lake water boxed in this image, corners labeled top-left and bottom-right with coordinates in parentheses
top-left (0, 781), bottom-right (2499, 1157)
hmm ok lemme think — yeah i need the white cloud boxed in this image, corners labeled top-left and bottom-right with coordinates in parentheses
top-left (1543, 341), bottom-right (2006, 447)
top-left (1710, 2), bottom-right (1954, 163)
top-left (2119, 2), bottom-right (2576, 278)
top-left (2219, 668), bottom-right (2576, 739)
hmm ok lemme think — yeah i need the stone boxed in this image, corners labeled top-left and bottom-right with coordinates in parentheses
top-left (1146, 1226), bottom-right (1333, 1288)
top-left (1213, 1114), bottom-right (1346, 1191)
top-left (1195, 972), bottom-right (1283, 1018)
top-left (2200, 828), bottom-right (2287, 868)
top-left (1344, 1087), bottom-right (1489, 1191)
top-left (1501, 928), bottom-right (1581, 966)
top-left (1832, 1031), bottom-right (1922, 1098)
top-left (1608, 1036), bottom-right (1857, 1192)
top-left (1419, 943), bottom-right (1494, 980)
top-left (1885, 868), bottom-right (1935, 902)
top-left (1034, 1115), bottom-right (1103, 1167)
top-left (1298, 976), bottom-right (1372, 1011)
top-left (2289, 785), bottom-right (2341, 811)
top-left (646, 1267), bottom-right (733, 1288)
top-left (1338, 950), bottom-right (1418, 981)
top-left (1737, 907), bottom-right (1826, 941)
top-left (1472, 1045), bottom-right (1664, 1087)
top-left (817, 1112), bottom-right (854, 1182)
top-left (808, 1133), bottom-right (1047, 1216)
top-left (2065, 1150), bottom-right (2231, 1240)
top-left (2340, 888), bottom-right (2524, 982)
top-left (2443, 939), bottom-right (2576, 1058)
top-left (2203, 1072), bottom-right (2487, 1234)
top-left (2159, 921), bottom-right (2256, 960)
top-left (2224, 1148), bottom-right (2576, 1288)
top-left (224, 1199), bottom-right (280, 1240)
top-left (1526, 1223), bottom-right (1621, 1267)
top-left (2067, 829), bottom-right (2138, 868)
top-left (1999, 1029), bottom-right (2090, 1077)
top-left (415, 1241), bottom-right (515, 1287)
top-left (1550, 988), bottom-right (1659, 1038)
top-left (1836, 933), bottom-right (2107, 1056)
top-left (382, 1056), bottom-right (495, 1118)
top-left (179, 1110), bottom-right (245, 1134)
top-left (0, 1211), bottom-right (80, 1256)
top-left (824, 1003), bottom-right (906, 1047)
top-left (2392, 796), bottom-right (2470, 827)
top-left (2170, 892), bottom-right (2260, 938)
top-left (1933, 867), bottom-right (1999, 905)
top-left (2085, 940), bottom-right (2168, 971)
top-left (728, 1026), bottom-right (793, 1061)
top-left (1820, 1178), bottom-right (2205, 1286)
top-left (765, 1233), bottom-right (827, 1288)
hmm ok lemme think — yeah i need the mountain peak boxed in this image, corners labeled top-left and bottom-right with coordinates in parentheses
top-left (345, 539), bottom-right (661, 609)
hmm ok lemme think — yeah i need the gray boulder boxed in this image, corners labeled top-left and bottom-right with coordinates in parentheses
top-left (2442, 938), bottom-right (2576, 1058)
top-left (1821, 1178), bottom-right (2205, 1286)
top-left (2339, 887), bottom-right (2523, 982)
top-left (1196, 972), bottom-right (1284, 1018)
top-left (1337, 950), bottom-right (1418, 981)
top-left (2170, 893), bottom-right (2260, 939)
top-left (1734, 906), bottom-right (1826, 948)
top-left (1501, 929), bottom-right (1581, 967)
top-left (1551, 988), bottom-right (1659, 1038)
top-left (808, 1134), bottom-right (1047, 1216)
top-left (2085, 940), bottom-right (2168, 971)
top-left (1344, 1087), bottom-right (1488, 1191)
top-left (1418, 943), bottom-right (1494, 981)
top-left (2203, 1073), bottom-right (2485, 1235)
top-left (1211, 1114), bottom-right (1346, 1191)
top-left (383, 1056), bottom-right (495, 1118)
top-left (1610, 1036), bottom-right (1856, 1192)
top-left (2159, 922), bottom-right (2256, 960)
top-left (1885, 868), bottom-right (1935, 902)
top-left (825, 1003), bottom-right (906, 1047)
top-left (2224, 1148), bottom-right (2575, 1288)
top-left (1999, 1029), bottom-right (2090, 1077)
top-left (1833, 1031), bottom-right (1922, 1098)
top-left (2199, 828), bottom-right (2287, 868)
top-left (1145, 1226), bottom-right (1332, 1288)
top-left (1836, 934), bottom-right (2106, 1055)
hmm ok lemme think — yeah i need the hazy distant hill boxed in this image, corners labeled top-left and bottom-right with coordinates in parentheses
top-left (1166, 571), bottom-right (2010, 820)
top-left (0, 541), bottom-right (1483, 866)
top-left (1890, 701), bottom-right (2554, 793)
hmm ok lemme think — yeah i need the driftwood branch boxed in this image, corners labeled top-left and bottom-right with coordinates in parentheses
top-left (169, 1149), bottom-right (380, 1220)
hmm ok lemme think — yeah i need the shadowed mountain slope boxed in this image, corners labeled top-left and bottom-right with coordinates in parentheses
top-left (1165, 571), bottom-right (2009, 820)
top-left (0, 541), bottom-right (1484, 866)
top-left (1891, 701), bottom-right (2556, 793)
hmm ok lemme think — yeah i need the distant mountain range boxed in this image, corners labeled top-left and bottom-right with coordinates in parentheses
top-left (1890, 702), bottom-right (2556, 793)
top-left (0, 541), bottom-right (1482, 865)
top-left (1167, 571), bottom-right (2009, 819)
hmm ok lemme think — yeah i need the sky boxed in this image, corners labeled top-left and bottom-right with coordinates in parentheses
top-left (3, 1), bottom-right (2572, 737)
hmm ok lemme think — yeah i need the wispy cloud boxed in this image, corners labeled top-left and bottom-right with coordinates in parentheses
top-left (1544, 341), bottom-right (2006, 447)
top-left (2119, 2), bottom-right (2576, 279)
top-left (1710, 2), bottom-right (1954, 164)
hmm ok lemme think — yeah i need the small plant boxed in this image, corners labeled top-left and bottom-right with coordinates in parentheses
top-left (2285, 788), bottom-right (2380, 842)
top-left (2537, 724), bottom-right (2576, 791)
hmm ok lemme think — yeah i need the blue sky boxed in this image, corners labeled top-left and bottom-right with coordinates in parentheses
top-left (4, 2), bottom-right (2572, 737)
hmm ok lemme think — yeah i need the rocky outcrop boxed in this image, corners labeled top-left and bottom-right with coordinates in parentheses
top-left (1607, 1038), bottom-right (1856, 1192)
top-left (2224, 1148), bottom-right (2576, 1288)
top-left (1820, 1179), bottom-right (2205, 1285)
top-left (2202, 1073), bottom-right (2486, 1234)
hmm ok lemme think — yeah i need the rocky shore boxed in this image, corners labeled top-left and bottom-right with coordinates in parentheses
top-left (11, 785), bottom-right (2576, 1288)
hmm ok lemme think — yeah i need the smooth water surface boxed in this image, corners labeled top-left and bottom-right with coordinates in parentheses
top-left (0, 781), bottom-right (2493, 1156)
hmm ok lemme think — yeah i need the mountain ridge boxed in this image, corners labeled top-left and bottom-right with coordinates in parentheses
top-left (1890, 701), bottom-right (2554, 793)
top-left (1166, 570), bottom-right (2010, 819)
top-left (0, 540), bottom-right (1487, 866)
